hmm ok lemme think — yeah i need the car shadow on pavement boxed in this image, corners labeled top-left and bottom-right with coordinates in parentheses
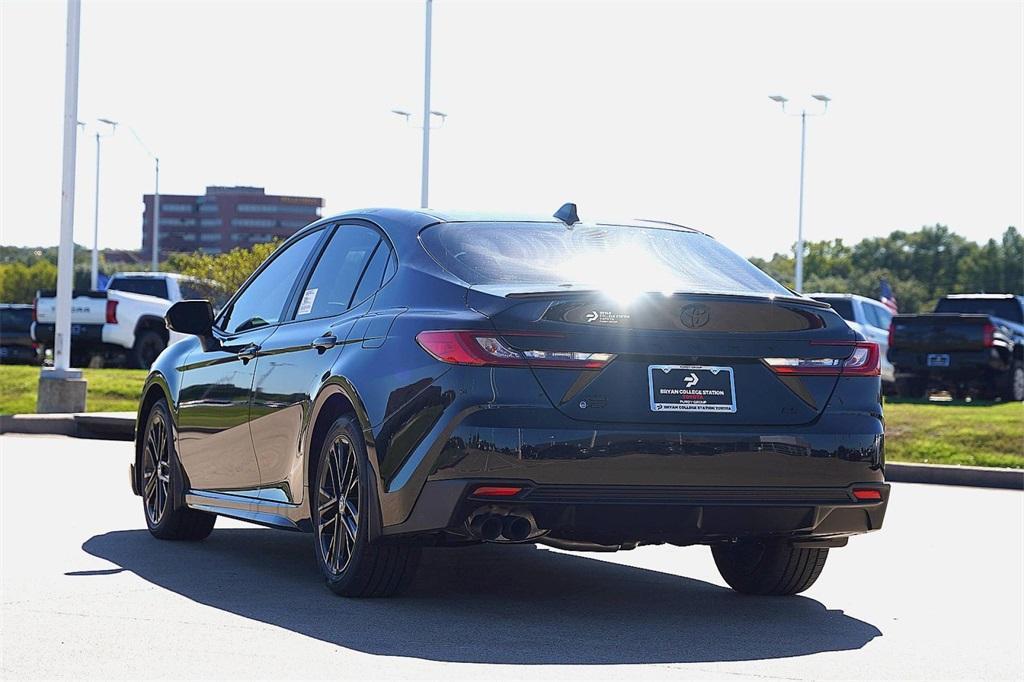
top-left (78, 528), bottom-right (880, 665)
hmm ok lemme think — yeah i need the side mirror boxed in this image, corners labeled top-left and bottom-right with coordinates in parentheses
top-left (166, 300), bottom-right (214, 337)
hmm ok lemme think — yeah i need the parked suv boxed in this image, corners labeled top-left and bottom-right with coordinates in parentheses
top-left (131, 207), bottom-right (889, 598)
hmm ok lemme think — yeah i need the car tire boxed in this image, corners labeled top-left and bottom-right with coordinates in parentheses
top-left (311, 415), bottom-right (420, 598)
top-left (1003, 362), bottom-right (1024, 402)
top-left (141, 398), bottom-right (216, 541)
top-left (711, 540), bottom-right (828, 596)
top-left (131, 330), bottom-right (166, 369)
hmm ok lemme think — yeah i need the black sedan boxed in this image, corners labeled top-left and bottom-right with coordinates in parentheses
top-left (131, 206), bottom-right (889, 597)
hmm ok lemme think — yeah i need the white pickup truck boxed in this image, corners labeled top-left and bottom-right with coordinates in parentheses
top-left (32, 272), bottom-right (206, 368)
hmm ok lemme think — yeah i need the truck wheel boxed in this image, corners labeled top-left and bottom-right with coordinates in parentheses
top-left (1004, 362), bottom-right (1024, 402)
top-left (131, 330), bottom-right (166, 369)
top-left (712, 540), bottom-right (828, 596)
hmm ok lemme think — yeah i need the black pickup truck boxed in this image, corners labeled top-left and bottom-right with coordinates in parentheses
top-left (888, 294), bottom-right (1024, 400)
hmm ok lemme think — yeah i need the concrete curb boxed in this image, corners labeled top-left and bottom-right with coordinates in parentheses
top-left (0, 412), bottom-right (135, 441)
top-left (886, 461), bottom-right (1024, 490)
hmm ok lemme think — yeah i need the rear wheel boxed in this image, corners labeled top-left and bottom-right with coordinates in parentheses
top-left (141, 399), bottom-right (216, 541)
top-left (312, 416), bottom-right (420, 597)
top-left (712, 540), bottom-right (828, 596)
top-left (1003, 362), bottom-right (1024, 402)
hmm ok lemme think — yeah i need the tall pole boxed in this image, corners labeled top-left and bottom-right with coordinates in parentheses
top-left (420, 0), bottom-right (432, 209)
top-left (91, 132), bottom-right (101, 289)
top-left (152, 157), bottom-right (160, 271)
top-left (53, 0), bottom-right (82, 374)
top-left (795, 111), bottom-right (807, 294)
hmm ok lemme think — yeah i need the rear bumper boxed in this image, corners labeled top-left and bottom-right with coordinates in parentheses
top-left (385, 478), bottom-right (889, 545)
top-left (891, 348), bottom-right (1012, 378)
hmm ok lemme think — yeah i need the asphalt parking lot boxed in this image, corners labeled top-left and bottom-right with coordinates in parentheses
top-left (1, 434), bottom-right (1021, 680)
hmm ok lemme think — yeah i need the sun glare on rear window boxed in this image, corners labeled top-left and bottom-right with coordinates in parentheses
top-left (420, 222), bottom-right (791, 300)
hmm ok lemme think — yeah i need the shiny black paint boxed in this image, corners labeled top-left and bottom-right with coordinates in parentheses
top-left (135, 208), bottom-right (889, 548)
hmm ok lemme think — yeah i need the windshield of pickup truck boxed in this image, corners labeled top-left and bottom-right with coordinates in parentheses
top-left (935, 297), bottom-right (1022, 322)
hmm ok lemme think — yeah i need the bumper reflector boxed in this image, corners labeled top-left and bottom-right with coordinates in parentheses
top-left (471, 486), bottom-right (523, 497)
top-left (852, 488), bottom-right (883, 501)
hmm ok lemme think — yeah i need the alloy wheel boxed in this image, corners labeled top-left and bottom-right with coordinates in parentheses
top-left (317, 435), bottom-right (361, 575)
top-left (142, 412), bottom-right (171, 525)
top-left (1013, 367), bottom-right (1024, 402)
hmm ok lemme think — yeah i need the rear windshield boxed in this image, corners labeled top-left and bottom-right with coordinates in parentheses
top-left (108, 277), bottom-right (169, 300)
top-left (935, 297), bottom-right (1023, 322)
top-left (420, 222), bottom-right (791, 297)
top-left (812, 297), bottom-right (855, 321)
top-left (0, 308), bottom-right (32, 332)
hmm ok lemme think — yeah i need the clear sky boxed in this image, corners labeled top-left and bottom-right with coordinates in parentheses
top-left (2, 0), bottom-right (1021, 258)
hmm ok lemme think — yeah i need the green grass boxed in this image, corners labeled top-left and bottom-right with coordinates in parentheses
top-left (0, 365), bottom-right (147, 414)
top-left (884, 398), bottom-right (1023, 469)
top-left (2, 365), bottom-right (1021, 469)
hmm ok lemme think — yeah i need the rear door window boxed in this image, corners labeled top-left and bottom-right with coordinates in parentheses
top-left (293, 225), bottom-right (380, 320)
top-left (108, 277), bottom-right (169, 300)
top-left (420, 222), bottom-right (791, 297)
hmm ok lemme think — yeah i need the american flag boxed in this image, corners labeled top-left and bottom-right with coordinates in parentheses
top-left (880, 279), bottom-right (898, 313)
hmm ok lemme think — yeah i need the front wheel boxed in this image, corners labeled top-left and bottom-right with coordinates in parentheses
top-left (141, 399), bottom-right (216, 541)
top-left (312, 415), bottom-right (420, 597)
top-left (711, 540), bottom-right (828, 596)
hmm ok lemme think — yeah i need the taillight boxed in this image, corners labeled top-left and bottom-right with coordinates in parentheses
top-left (471, 486), bottom-right (523, 497)
top-left (888, 320), bottom-right (896, 349)
top-left (105, 299), bottom-right (118, 324)
top-left (982, 322), bottom-right (996, 347)
top-left (415, 330), bottom-right (615, 369)
top-left (32, 300), bottom-right (38, 323)
top-left (764, 341), bottom-right (880, 377)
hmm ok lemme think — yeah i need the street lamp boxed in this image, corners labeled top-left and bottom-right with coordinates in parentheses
top-left (769, 93), bottom-right (831, 294)
top-left (122, 125), bottom-right (161, 271)
top-left (390, 108), bottom-right (447, 207)
top-left (90, 118), bottom-right (118, 289)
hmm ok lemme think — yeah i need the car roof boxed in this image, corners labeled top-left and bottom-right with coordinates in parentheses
top-left (315, 207), bottom-right (707, 235)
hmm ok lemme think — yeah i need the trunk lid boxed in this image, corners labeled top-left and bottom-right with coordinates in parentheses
top-left (468, 287), bottom-right (856, 426)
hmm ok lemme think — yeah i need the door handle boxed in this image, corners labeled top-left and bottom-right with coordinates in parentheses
top-left (237, 343), bottom-right (261, 362)
top-left (311, 332), bottom-right (337, 353)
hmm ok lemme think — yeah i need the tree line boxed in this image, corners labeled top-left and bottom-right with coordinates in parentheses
top-left (1, 225), bottom-right (1020, 311)
top-left (750, 225), bottom-right (1022, 312)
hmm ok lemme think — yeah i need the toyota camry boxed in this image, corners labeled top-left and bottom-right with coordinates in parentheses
top-left (131, 204), bottom-right (888, 597)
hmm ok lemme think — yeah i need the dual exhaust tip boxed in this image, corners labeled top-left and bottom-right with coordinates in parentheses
top-left (470, 512), bottom-right (534, 542)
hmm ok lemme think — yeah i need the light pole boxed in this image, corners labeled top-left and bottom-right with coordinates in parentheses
top-left (769, 94), bottom-right (830, 294)
top-left (91, 118), bottom-right (118, 289)
top-left (121, 125), bottom-right (161, 271)
top-left (38, 0), bottom-right (86, 414)
top-left (391, 108), bottom-right (447, 207)
top-left (421, 0), bottom-right (433, 208)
